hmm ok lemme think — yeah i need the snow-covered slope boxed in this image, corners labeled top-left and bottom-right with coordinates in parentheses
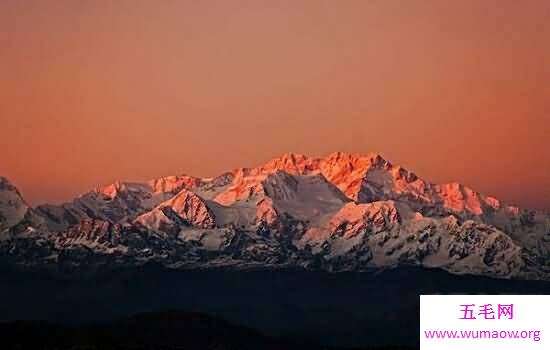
top-left (0, 177), bottom-right (29, 232)
top-left (298, 201), bottom-right (531, 278)
top-left (1, 152), bottom-right (549, 280)
top-left (36, 174), bottom-right (232, 231)
top-left (135, 189), bottom-right (216, 232)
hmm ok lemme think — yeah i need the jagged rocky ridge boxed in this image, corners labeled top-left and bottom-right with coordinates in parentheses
top-left (1, 152), bottom-right (549, 279)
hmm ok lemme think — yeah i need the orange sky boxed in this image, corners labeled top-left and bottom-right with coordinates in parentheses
top-left (1, 0), bottom-right (549, 210)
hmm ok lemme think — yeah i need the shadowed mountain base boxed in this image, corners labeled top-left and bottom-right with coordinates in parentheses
top-left (1, 265), bottom-right (549, 348)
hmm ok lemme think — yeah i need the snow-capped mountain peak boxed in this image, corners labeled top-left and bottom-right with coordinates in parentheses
top-left (135, 189), bottom-right (216, 232)
top-left (260, 152), bottom-right (320, 175)
top-left (0, 177), bottom-right (29, 232)
top-left (1, 152), bottom-right (549, 280)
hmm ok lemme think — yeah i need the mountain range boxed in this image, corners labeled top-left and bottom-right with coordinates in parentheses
top-left (1, 152), bottom-right (549, 280)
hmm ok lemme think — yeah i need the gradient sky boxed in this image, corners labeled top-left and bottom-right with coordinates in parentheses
top-left (1, 0), bottom-right (549, 210)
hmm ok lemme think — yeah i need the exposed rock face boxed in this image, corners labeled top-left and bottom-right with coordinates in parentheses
top-left (135, 189), bottom-right (216, 232)
top-left (328, 201), bottom-right (401, 238)
top-left (255, 198), bottom-right (279, 227)
top-left (1, 152), bottom-right (549, 280)
top-left (0, 177), bottom-right (29, 231)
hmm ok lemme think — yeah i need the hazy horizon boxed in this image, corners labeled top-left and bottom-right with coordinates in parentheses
top-left (1, 0), bottom-right (549, 210)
